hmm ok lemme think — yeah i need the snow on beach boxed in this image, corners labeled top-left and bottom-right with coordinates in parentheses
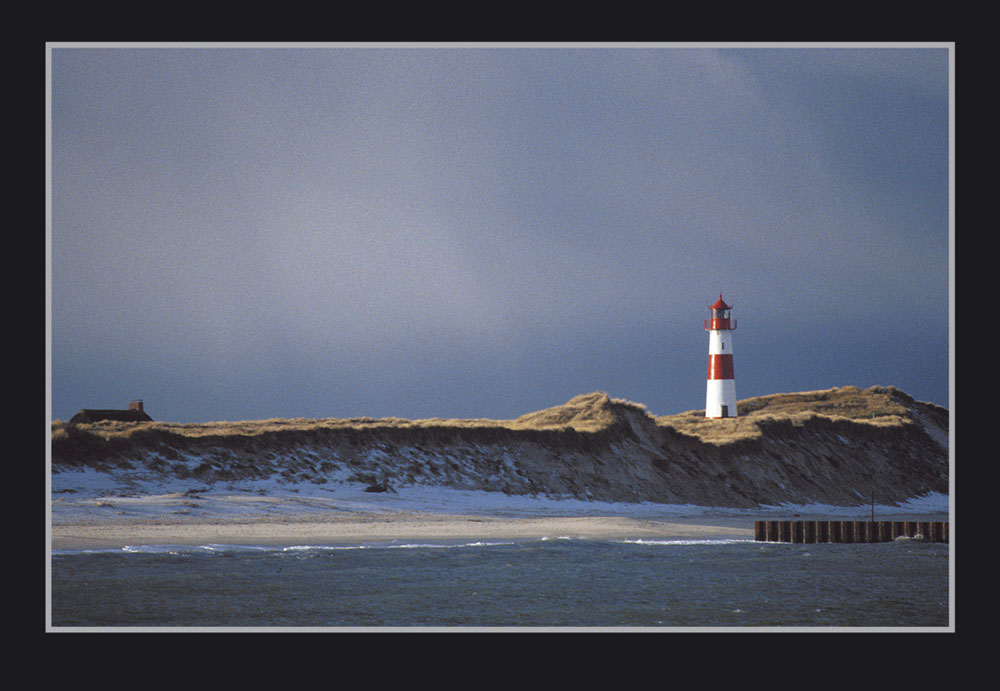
top-left (50, 462), bottom-right (950, 525)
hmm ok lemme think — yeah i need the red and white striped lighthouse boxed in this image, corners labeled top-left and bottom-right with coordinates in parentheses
top-left (705, 294), bottom-right (737, 418)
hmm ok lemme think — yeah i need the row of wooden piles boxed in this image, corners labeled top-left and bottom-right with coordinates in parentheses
top-left (754, 520), bottom-right (948, 543)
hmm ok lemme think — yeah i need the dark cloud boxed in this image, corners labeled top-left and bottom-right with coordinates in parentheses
top-left (50, 45), bottom-right (951, 422)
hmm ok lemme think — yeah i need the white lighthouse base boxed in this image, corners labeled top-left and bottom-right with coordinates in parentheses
top-left (706, 379), bottom-right (738, 418)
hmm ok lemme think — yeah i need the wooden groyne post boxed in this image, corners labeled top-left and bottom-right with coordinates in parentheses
top-left (754, 520), bottom-right (948, 543)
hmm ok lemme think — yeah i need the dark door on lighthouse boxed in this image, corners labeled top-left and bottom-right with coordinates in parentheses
top-left (721, 405), bottom-right (729, 418)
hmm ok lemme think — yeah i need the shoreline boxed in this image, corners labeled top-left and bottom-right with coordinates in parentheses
top-left (50, 512), bottom-right (756, 551)
top-left (49, 488), bottom-right (948, 552)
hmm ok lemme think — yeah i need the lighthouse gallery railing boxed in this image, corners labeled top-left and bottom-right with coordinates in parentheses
top-left (704, 319), bottom-right (737, 330)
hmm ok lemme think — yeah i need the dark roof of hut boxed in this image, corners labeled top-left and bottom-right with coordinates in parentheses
top-left (69, 408), bottom-right (153, 424)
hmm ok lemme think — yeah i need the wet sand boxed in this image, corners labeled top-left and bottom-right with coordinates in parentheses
top-left (50, 511), bottom-right (755, 551)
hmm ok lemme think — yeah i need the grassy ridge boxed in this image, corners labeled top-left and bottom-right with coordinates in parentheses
top-left (657, 385), bottom-right (940, 445)
top-left (51, 385), bottom-right (940, 447)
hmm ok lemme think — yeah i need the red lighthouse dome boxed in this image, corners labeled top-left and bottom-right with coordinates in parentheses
top-left (705, 294), bottom-right (736, 331)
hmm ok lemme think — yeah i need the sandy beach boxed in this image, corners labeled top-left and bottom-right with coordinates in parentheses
top-left (50, 510), bottom-right (755, 551)
top-left (49, 485), bottom-right (949, 552)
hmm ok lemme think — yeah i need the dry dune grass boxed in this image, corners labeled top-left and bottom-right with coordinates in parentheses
top-left (657, 385), bottom-right (919, 444)
top-left (50, 392), bottom-right (640, 442)
top-left (51, 385), bottom-right (923, 447)
top-left (657, 413), bottom-right (770, 444)
top-left (49, 414), bottom-right (510, 444)
top-left (509, 392), bottom-right (647, 433)
top-left (734, 385), bottom-right (913, 419)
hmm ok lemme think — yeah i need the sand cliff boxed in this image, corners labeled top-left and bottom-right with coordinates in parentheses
top-left (51, 385), bottom-right (949, 508)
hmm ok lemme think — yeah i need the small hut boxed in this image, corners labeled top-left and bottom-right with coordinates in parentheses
top-left (69, 400), bottom-right (153, 424)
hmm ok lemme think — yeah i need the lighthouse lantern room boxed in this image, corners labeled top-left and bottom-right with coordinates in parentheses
top-left (705, 294), bottom-right (737, 418)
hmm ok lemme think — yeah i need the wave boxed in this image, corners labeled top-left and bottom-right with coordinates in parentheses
top-left (52, 539), bottom-right (520, 556)
top-left (619, 538), bottom-right (756, 546)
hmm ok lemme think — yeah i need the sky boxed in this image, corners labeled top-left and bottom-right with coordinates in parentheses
top-left (47, 44), bottom-right (952, 423)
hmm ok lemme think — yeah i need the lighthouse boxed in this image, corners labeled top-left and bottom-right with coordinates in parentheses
top-left (705, 294), bottom-right (737, 418)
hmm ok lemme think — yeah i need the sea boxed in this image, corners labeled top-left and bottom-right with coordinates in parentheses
top-left (50, 535), bottom-right (949, 630)
top-left (48, 476), bottom-right (952, 631)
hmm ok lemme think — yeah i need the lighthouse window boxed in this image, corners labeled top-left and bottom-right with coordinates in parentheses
top-left (721, 342), bottom-right (725, 350)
